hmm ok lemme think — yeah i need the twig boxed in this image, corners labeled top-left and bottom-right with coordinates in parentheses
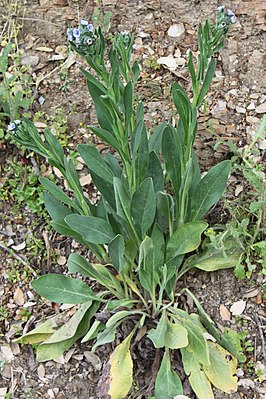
top-left (0, 241), bottom-right (37, 277)
top-left (42, 230), bottom-right (52, 269)
top-left (254, 314), bottom-right (266, 363)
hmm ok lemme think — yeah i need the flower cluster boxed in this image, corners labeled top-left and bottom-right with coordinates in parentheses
top-left (67, 20), bottom-right (96, 48)
top-left (7, 119), bottom-right (21, 133)
top-left (216, 5), bottom-right (237, 30)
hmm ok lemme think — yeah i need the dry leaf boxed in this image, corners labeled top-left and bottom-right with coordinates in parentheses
top-left (12, 242), bottom-right (26, 251)
top-left (219, 304), bottom-right (231, 321)
top-left (230, 300), bottom-right (246, 316)
top-left (14, 287), bottom-right (25, 306)
top-left (84, 351), bottom-right (102, 371)
top-left (36, 46), bottom-right (54, 52)
top-left (37, 364), bottom-right (46, 379)
top-left (57, 255), bottom-right (67, 266)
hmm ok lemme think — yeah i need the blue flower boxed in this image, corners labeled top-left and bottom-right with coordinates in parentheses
top-left (217, 5), bottom-right (225, 12)
top-left (14, 120), bottom-right (21, 125)
top-left (7, 122), bottom-right (16, 131)
top-left (87, 24), bottom-right (94, 32)
top-left (227, 10), bottom-right (237, 23)
top-left (80, 19), bottom-right (88, 25)
top-left (73, 28), bottom-right (80, 38)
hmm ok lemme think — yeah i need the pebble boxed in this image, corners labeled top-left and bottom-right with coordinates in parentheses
top-left (247, 102), bottom-right (256, 110)
top-left (255, 101), bottom-right (266, 114)
top-left (236, 106), bottom-right (246, 114)
top-left (167, 23), bottom-right (185, 40)
top-left (21, 55), bottom-right (40, 67)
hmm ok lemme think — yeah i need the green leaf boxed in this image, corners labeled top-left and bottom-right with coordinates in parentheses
top-left (81, 320), bottom-right (104, 343)
top-left (65, 214), bottom-right (114, 244)
top-left (146, 151), bottom-right (164, 193)
top-left (89, 126), bottom-right (121, 153)
top-left (164, 322), bottom-right (189, 350)
top-left (131, 178), bottom-right (156, 238)
top-left (155, 350), bottom-right (183, 399)
top-left (92, 324), bottom-right (118, 349)
top-left (31, 274), bottom-right (102, 304)
top-left (181, 348), bottom-right (214, 399)
top-left (196, 58), bottom-right (216, 107)
top-left (192, 243), bottom-right (241, 271)
top-left (188, 51), bottom-right (196, 92)
top-left (147, 312), bottom-right (168, 348)
top-left (108, 234), bottom-right (127, 273)
top-left (67, 253), bottom-right (122, 294)
top-left (78, 144), bottom-right (115, 183)
top-left (37, 301), bottom-right (98, 362)
top-left (202, 342), bottom-right (238, 394)
top-left (113, 177), bottom-right (131, 222)
top-left (190, 160), bottom-right (231, 220)
top-left (106, 310), bottom-right (144, 328)
top-left (108, 332), bottom-right (134, 399)
top-left (172, 82), bottom-right (191, 132)
top-left (148, 122), bottom-right (167, 154)
top-left (162, 126), bottom-right (182, 196)
top-left (124, 81), bottom-right (133, 129)
top-left (13, 312), bottom-right (67, 344)
top-left (40, 177), bottom-right (79, 211)
top-left (166, 221), bottom-right (207, 261)
top-left (43, 192), bottom-right (72, 220)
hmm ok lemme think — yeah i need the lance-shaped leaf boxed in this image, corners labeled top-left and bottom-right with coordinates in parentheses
top-left (162, 126), bottom-right (182, 196)
top-left (147, 312), bottom-right (167, 348)
top-left (108, 332), bottom-right (134, 399)
top-left (108, 234), bottom-right (127, 274)
top-left (31, 274), bottom-right (103, 304)
top-left (131, 178), bottom-right (156, 238)
top-left (146, 151), bottom-right (164, 193)
top-left (190, 160), bottom-right (231, 220)
top-left (155, 350), bottom-right (183, 399)
top-left (166, 221), bottom-right (208, 261)
top-left (196, 58), bottom-right (216, 107)
top-left (37, 301), bottom-right (98, 362)
top-left (43, 192), bottom-right (72, 220)
top-left (113, 177), bottom-right (131, 222)
top-left (78, 144), bottom-right (115, 183)
top-left (202, 342), bottom-right (238, 394)
top-left (65, 214), bottom-right (115, 244)
top-left (164, 322), bottom-right (189, 350)
top-left (181, 348), bottom-right (214, 399)
top-left (40, 177), bottom-right (79, 211)
top-left (67, 253), bottom-right (122, 294)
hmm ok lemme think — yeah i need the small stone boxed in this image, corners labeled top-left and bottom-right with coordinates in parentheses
top-left (255, 102), bottom-right (266, 114)
top-left (21, 55), bottom-right (40, 67)
top-left (167, 23), bottom-right (185, 40)
top-left (53, 0), bottom-right (68, 5)
top-left (236, 106), bottom-right (246, 114)
top-left (247, 102), bottom-right (256, 110)
top-left (157, 55), bottom-right (178, 71)
top-left (246, 116), bottom-right (260, 124)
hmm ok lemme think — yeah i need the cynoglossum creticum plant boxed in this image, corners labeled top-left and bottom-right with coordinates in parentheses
top-left (13, 7), bottom-right (244, 399)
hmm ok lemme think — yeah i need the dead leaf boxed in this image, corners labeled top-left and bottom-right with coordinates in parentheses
top-left (0, 345), bottom-right (14, 362)
top-left (230, 300), bottom-right (246, 316)
top-left (84, 351), bottom-right (102, 371)
top-left (36, 46), bottom-right (54, 52)
top-left (14, 287), bottom-right (25, 306)
top-left (219, 304), bottom-right (231, 321)
top-left (12, 242), bottom-right (26, 251)
top-left (57, 255), bottom-right (67, 266)
top-left (243, 288), bottom-right (260, 298)
top-left (157, 55), bottom-right (178, 71)
top-left (37, 364), bottom-right (46, 379)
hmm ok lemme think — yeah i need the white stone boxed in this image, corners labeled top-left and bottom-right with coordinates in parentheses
top-left (255, 102), bottom-right (266, 114)
top-left (247, 102), bottom-right (256, 110)
top-left (167, 23), bottom-right (185, 40)
top-left (157, 55), bottom-right (178, 71)
top-left (236, 106), bottom-right (246, 114)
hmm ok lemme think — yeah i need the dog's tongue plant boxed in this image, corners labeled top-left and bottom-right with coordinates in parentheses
top-left (13, 7), bottom-right (244, 399)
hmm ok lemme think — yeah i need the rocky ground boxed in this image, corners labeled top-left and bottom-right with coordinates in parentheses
top-left (0, 0), bottom-right (265, 398)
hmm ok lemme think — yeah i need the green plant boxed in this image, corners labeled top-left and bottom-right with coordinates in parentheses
top-left (0, 42), bottom-right (33, 139)
top-left (0, 305), bottom-right (8, 321)
top-left (91, 0), bottom-right (112, 36)
top-left (213, 116), bottom-right (266, 278)
top-left (13, 8), bottom-right (244, 399)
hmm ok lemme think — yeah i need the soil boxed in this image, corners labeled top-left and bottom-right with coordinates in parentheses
top-left (0, 0), bottom-right (265, 398)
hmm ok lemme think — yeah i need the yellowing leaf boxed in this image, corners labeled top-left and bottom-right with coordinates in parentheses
top-left (202, 342), bottom-right (238, 394)
top-left (109, 332), bottom-right (133, 399)
top-left (36, 46), bottom-right (54, 52)
top-left (165, 322), bottom-right (188, 349)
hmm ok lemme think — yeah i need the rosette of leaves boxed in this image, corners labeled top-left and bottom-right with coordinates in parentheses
top-left (13, 8), bottom-right (243, 399)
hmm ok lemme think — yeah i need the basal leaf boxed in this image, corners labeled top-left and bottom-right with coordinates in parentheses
top-left (108, 332), bottom-right (134, 399)
top-left (43, 192), bottom-right (72, 220)
top-left (181, 348), bottom-right (214, 399)
top-left (31, 274), bottom-right (102, 304)
top-left (147, 312), bottom-right (167, 348)
top-left (164, 322), bottom-right (189, 350)
top-left (65, 214), bottom-right (114, 244)
top-left (155, 350), bottom-right (183, 399)
top-left (202, 341), bottom-right (238, 394)
top-left (192, 243), bottom-right (241, 271)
